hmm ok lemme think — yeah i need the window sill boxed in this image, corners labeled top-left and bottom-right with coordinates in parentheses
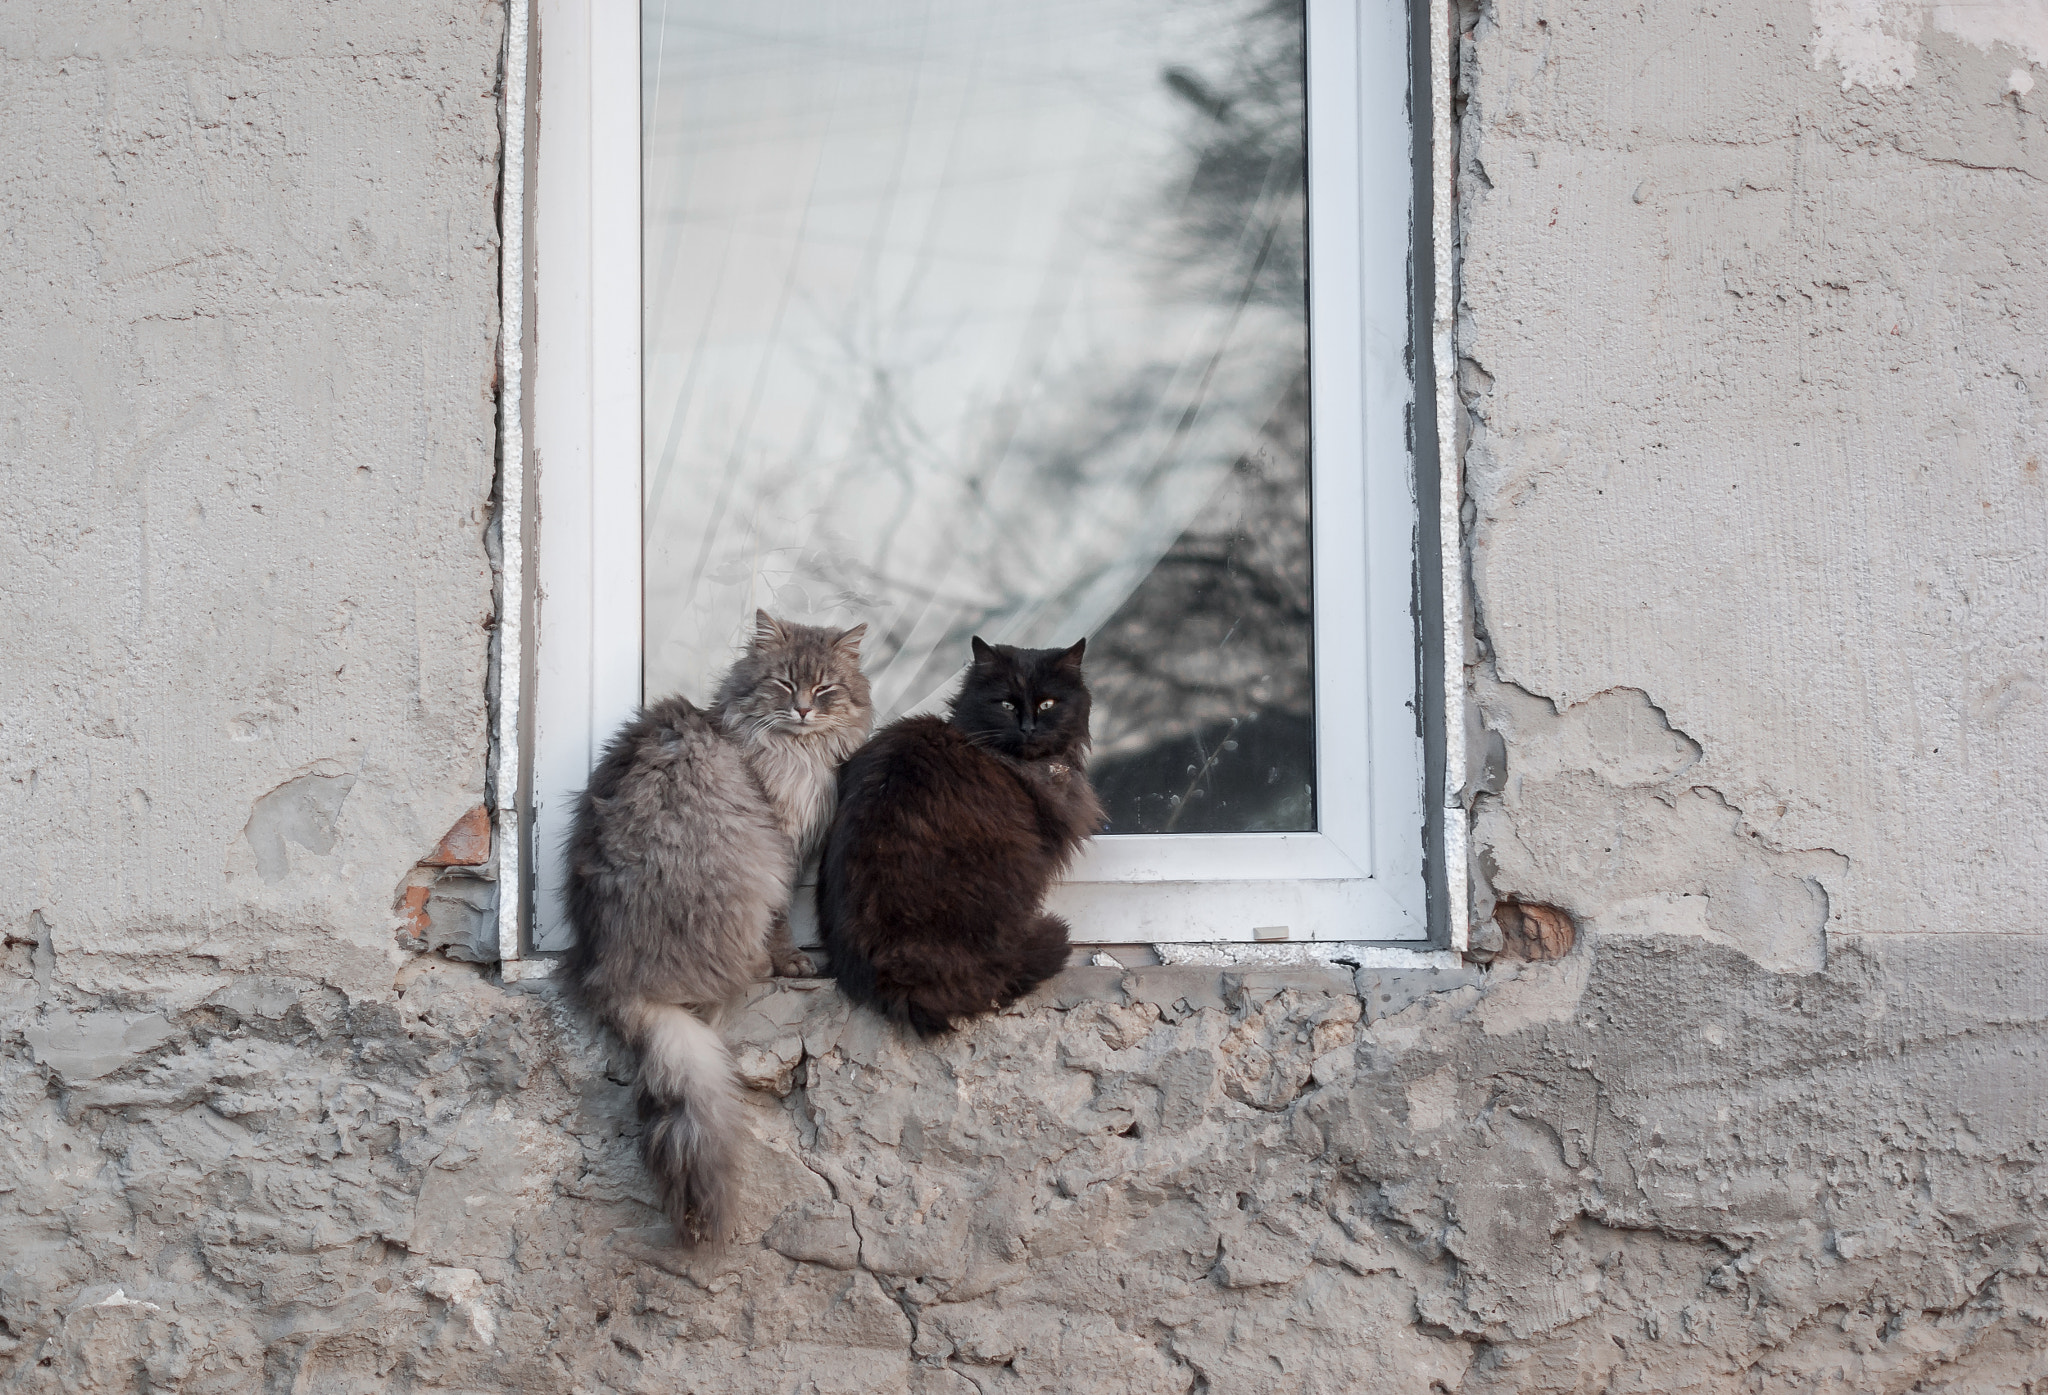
top-left (499, 944), bottom-right (1471, 1007)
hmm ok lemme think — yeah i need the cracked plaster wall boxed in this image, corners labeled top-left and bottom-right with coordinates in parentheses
top-left (3, 0), bottom-right (2046, 1392)
top-left (1461, 0), bottom-right (2048, 957)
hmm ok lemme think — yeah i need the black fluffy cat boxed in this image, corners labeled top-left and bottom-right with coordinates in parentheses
top-left (819, 637), bottom-right (1104, 1034)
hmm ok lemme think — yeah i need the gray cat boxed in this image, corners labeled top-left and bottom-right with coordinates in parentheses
top-left (563, 613), bottom-right (871, 1243)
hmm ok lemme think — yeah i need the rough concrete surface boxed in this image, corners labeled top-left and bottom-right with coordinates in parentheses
top-left (0, 0), bottom-right (505, 997)
top-left (1459, 0), bottom-right (2048, 946)
top-left (3, 0), bottom-right (2046, 1391)
top-left (1, 950), bottom-right (2044, 1393)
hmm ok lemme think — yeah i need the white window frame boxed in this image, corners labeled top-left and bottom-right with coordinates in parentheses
top-left (520, 0), bottom-right (1453, 954)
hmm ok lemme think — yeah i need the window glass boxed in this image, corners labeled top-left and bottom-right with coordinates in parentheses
top-left (641, 0), bottom-right (1313, 833)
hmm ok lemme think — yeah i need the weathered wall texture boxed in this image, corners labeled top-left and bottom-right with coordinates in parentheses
top-left (1461, 0), bottom-right (2048, 958)
top-left (0, 0), bottom-right (505, 996)
top-left (5, 951), bottom-right (2047, 1393)
top-left (3, 0), bottom-right (2046, 1392)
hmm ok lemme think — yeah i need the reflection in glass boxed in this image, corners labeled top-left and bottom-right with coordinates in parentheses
top-left (642, 0), bottom-right (1313, 832)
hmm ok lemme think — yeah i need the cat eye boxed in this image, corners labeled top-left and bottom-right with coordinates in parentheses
top-left (999, 700), bottom-right (1016, 711)
top-left (769, 677), bottom-right (794, 692)
top-left (1037, 698), bottom-right (1056, 711)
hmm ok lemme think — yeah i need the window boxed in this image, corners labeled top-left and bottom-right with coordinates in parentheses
top-left (523, 0), bottom-right (1448, 953)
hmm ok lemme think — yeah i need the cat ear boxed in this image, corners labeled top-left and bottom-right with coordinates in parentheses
top-left (834, 623), bottom-right (867, 656)
top-left (970, 636), bottom-right (995, 666)
top-left (752, 610), bottom-right (788, 647)
top-left (1055, 638), bottom-right (1086, 670)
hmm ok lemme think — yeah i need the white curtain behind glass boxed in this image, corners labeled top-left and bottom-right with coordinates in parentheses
top-left (641, 0), bottom-right (1306, 726)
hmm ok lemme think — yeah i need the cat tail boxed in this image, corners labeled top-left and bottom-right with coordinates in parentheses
top-left (616, 997), bottom-right (741, 1245)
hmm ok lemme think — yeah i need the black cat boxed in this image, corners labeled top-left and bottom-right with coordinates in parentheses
top-left (819, 637), bottom-right (1104, 1034)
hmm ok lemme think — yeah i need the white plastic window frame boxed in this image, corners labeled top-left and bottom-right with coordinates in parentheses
top-left (511, 0), bottom-right (1462, 957)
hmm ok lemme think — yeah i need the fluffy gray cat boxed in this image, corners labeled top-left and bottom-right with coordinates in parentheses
top-left (563, 613), bottom-right (871, 1243)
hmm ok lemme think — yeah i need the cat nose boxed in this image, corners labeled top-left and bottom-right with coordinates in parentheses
top-left (794, 706), bottom-right (813, 720)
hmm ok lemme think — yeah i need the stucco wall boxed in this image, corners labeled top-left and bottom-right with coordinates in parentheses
top-left (3, 1), bottom-right (2045, 1392)
top-left (0, 0), bottom-right (504, 996)
top-left (1461, 0), bottom-right (2048, 966)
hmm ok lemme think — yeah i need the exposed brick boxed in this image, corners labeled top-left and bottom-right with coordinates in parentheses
top-left (1494, 900), bottom-right (1576, 961)
top-left (398, 884), bottom-right (431, 946)
top-left (420, 805), bottom-right (491, 867)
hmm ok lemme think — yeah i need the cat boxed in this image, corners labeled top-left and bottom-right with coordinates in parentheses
top-left (818, 636), bottom-right (1103, 1035)
top-left (563, 612), bottom-right (871, 1243)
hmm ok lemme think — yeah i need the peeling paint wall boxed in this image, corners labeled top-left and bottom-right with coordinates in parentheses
top-left (1811, 0), bottom-right (2048, 92)
top-left (3, 1), bottom-right (2046, 1393)
top-left (1462, 0), bottom-right (2048, 949)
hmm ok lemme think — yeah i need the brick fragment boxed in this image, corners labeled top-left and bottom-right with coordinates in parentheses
top-left (420, 805), bottom-right (490, 867)
top-left (398, 884), bottom-right (431, 945)
top-left (1493, 900), bottom-right (1576, 961)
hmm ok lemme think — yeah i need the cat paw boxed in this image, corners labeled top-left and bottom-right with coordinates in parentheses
top-left (773, 950), bottom-right (819, 978)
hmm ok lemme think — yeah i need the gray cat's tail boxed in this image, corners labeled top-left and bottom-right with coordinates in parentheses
top-left (616, 998), bottom-right (740, 1244)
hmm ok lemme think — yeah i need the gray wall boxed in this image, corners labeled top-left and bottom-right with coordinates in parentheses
top-left (3, 1), bottom-right (2044, 1392)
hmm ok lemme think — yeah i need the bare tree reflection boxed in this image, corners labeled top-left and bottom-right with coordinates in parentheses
top-left (1080, 0), bottom-right (1314, 832)
top-left (1087, 367), bottom-right (1312, 832)
top-left (665, 0), bottom-right (1316, 833)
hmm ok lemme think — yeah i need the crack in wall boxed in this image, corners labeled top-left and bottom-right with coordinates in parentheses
top-left (6, 0), bottom-right (2045, 1390)
top-left (1464, 664), bottom-right (1853, 974)
top-left (6, 941), bottom-right (2045, 1391)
